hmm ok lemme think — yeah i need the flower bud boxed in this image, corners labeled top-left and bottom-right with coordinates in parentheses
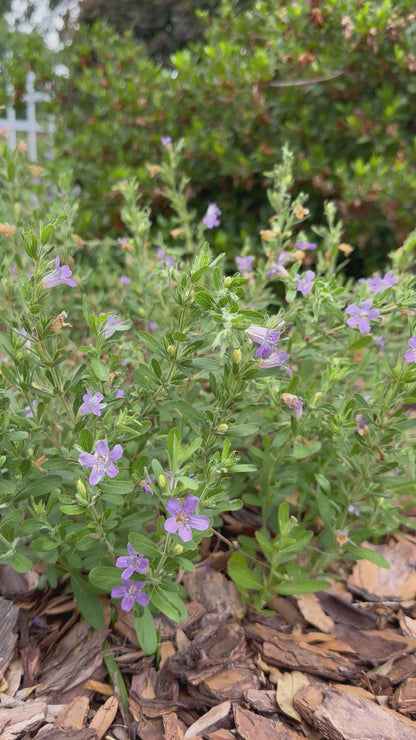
top-left (167, 345), bottom-right (175, 356)
top-left (76, 479), bottom-right (87, 499)
top-left (173, 544), bottom-right (183, 555)
top-left (158, 474), bottom-right (167, 487)
top-left (232, 348), bottom-right (242, 364)
top-left (224, 276), bottom-right (232, 287)
top-left (216, 423), bottom-right (228, 433)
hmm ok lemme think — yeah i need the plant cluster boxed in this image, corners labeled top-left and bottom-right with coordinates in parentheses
top-left (1, 139), bottom-right (416, 653)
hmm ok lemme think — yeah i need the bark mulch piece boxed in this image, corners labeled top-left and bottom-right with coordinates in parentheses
top-left (3, 542), bottom-right (416, 737)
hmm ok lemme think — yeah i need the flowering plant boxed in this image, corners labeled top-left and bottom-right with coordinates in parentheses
top-left (1, 140), bottom-right (416, 653)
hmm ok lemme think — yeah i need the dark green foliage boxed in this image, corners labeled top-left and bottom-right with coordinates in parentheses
top-left (77, 0), bottom-right (253, 64)
top-left (49, 2), bottom-right (416, 269)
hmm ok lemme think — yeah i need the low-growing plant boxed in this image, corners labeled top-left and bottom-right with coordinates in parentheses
top-left (1, 139), bottom-right (416, 653)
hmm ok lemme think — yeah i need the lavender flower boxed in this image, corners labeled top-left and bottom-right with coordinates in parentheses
top-left (104, 316), bottom-right (125, 339)
top-left (42, 256), bottom-right (76, 289)
top-left (345, 299), bottom-right (380, 334)
top-left (246, 323), bottom-right (284, 359)
top-left (354, 414), bottom-right (369, 436)
top-left (348, 504), bottom-right (360, 517)
top-left (116, 543), bottom-right (149, 580)
top-left (111, 578), bottom-right (149, 612)
top-left (164, 494), bottom-right (210, 542)
top-left (405, 336), bottom-right (416, 363)
top-left (235, 255), bottom-right (254, 274)
top-left (116, 389), bottom-right (124, 399)
top-left (148, 321), bottom-right (158, 331)
top-left (367, 270), bottom-right (398, 294)
top-left (161, 136), bottom-right (172, 147)
top-left (295, 241), bottom-right (317, 251)
top-left (281, 393), bottom-right (303, 419)
top-left (203, 202), bottom-right (221, 229)
top-left (78, 439), bottom-right (123, 485)
top-left (156, 248), bottom-right (175, 268)
top-left (267, 251), bottom-right (291, 278)
top-left (78, 390), bottom-right (107, 417)
top-left (120, 275), bottom-right (131, 284)
top-left (141, 477), bottom-right (155, 494)
top-left (24, 400), bottom-right (39, 418)
top-left (258, 349), bottom-right (292, 374)
top-left (296, 270), bottom-right (315, 296)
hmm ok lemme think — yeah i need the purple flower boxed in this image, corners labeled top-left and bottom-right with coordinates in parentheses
top-left (203, 202), bottom-right (221, 229)
top-left (405, 336), bottom-right (416, 363)
top-left (246, 323), bottom-right (285, 359)
top-left (141, 477), bottom-right (155, 494)
top-left (258, 349), bottom-right (292, 374)
top-left (116, 543), bottom-right (149, 580)
top-left (148, 321), bottom-right (158, 331)
top-left (161, 136), bottom-right (172, 147)
top-left (367, 270), bottom-right (398, 294)
top-left (104, 316), bottom-right (125, 339)
top-left (120, 274), bottom-right (131, 284)
top-left (296, 270), bottom-right (315, 296)
top-left (24, 400), bottom-right (39, 418)
top-left (354, 414), bottom-right (369, 436)
top-left (281, 393), bottom-right (303, 419)
top-left (116, 389), bottom-right (124, 399)
top-left (111, 578), bottom-right (149, 612)
top-left (373, 334), bottom-right (385, 352)
top-left (345, 299), bottom-right (380, 334)
top-left (164, 494), bottom-right (210, 542)
top-left (78, 390), bottom-right (107, 417)
top-left (348, 504), bottom-right (360, 517)
top-left (296, 241), bottom-right (317, 251)
top-left (267, 251), bottom-right (292, 278)
top-left (156, 248), bottom-right (175, 268)
top-left (42, 256), bottom-right (76, 289)
top-left (235, 255), bottom-right (254, 273)
top-left (78, 439), bottom-right (123, 485)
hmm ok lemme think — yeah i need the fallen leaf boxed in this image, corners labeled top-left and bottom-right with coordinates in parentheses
top-left (276, 671), bottom-right (310, 720)
top-left (295, 593), bottom-right (334, 632)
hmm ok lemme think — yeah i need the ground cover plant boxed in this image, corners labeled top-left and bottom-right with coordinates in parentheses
top-left (1, 137), bottom-right (416, 659)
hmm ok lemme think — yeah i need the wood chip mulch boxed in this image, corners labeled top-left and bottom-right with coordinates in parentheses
top-left (2, 534), bottom-right (416, 739)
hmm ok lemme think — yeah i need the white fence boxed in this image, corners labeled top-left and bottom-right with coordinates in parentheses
top-left (0, 72), bottom-right (55, 161)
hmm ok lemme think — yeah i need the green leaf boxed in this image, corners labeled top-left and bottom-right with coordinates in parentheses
top-left (226, 424), bottom-right (259, 437)
top-left (227, 551), bottom-right (263, 592)
top-left (292, 440), bottom-right (321, 458)
top-left (176, 400), bottom-right (206, 426)
top-left (89, 566), bottom-right (121, 591)
top-left (137, 330), bottom-right (162, 355)
top-left (70, 574), bottom-right (105, 629)
top-left (344, 545), bottom-right (390, 569)
top-left (11, 550), bottom-right (33, 573)
top-left (90, 356), bottom-right (110, 381)
top-left (100, 480), bottom-right (134, 495)
top-left (103, 641), bottom-right (130, 716)
top-left (150, 585), bottom-right (188, 623)
top-left (128, 532), bottom-right (160, 558)
top-left (15, 475), bottom-right (62, 501)
top-left (276, 579), bottom-right (331, 595)
top-left (79, 428), bottom-right (94, 452)
top-left (278, 502), bottom-right (290, 533)
top-left (134, 608), bottom-right (157, 654)
top-left (255, 530), bottom-right (274, 563)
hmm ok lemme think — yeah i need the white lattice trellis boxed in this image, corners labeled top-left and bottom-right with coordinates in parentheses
top-left (0, 71), bottom-right (55, 161)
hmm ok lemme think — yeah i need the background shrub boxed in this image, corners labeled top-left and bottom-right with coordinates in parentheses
top-left (51, 0), bottom-right (416, 274)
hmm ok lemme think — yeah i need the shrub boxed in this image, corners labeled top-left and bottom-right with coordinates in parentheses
top-left (1, 139), bottom-right (416, 646)
top-left (54, 0), bottom-right (416, 272)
